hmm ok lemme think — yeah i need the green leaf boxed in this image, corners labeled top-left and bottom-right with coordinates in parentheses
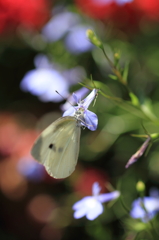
top-left (108, 74), bottom-right (118, 80)
top-left (141, 98), bottom-right (158, 121)
top-left (129, 92), bottom-right (140, 106)
top-left (122, 62), bottom-right (129, 83)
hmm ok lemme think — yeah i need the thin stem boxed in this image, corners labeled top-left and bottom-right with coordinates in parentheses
top-left (149, 220), bottom-right (159, 239)
top-left (119, 196), bottom-right (131, 214)
top-left (101, 46), bottom-right (127, 86)
top-left (100, 46), bottom-right (159, 123)
top-left (134, 229), bottom-right (154, 240)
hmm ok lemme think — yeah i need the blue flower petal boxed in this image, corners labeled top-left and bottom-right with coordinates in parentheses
top-left (63, 106), bottom-right (75, 117)
top-left (65, 25), bottom-right (93, 54)
top-left (92, 182), bottom-right (101, 196)
top-left (149, 188), bottom-right (159, 198)
top-left (61, 88), bottom-right (89, 112)
top-left (83, 110), bottom-right (98, 131)
top-left (72, 93), bottom-right (79, 104)
top-left (86, 200), bottom-right (103, 220)
top-left (74, 205), bottom-right (88, 219)
top-left (73, 197), bottom-right (97, 219)
top-left (97, 191), bottom-right (120, 203)
top-left (130, 199), bottom-right (145, 219)
top-left (20, 68), bottom-right (69, 102)
top-left (144, 197), bottom-right (159, 212)
top-left (82, 89), bottom-right (98, 109)
top-left (72, 197), bottom-right (89, 210)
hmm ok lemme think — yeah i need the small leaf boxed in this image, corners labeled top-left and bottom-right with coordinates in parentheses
top-left (122, 62), bottom-right (129, 83)
top-left (129, 92), bottom-right (140, 106)
top-left (108, 74), bottom-right (118, 80)
top-left (141, 99), bottom-right (158, 121)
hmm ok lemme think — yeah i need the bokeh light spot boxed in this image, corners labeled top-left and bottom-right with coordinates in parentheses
top-left (27, 194), bottom-right (56, 223)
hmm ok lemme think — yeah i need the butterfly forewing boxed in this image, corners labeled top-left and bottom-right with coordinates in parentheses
top-left (31, 116), bottom-right (81, 179)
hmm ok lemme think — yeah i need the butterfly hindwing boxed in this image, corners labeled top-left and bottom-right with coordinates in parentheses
top-left (31, 116), bottom-right (81, 178)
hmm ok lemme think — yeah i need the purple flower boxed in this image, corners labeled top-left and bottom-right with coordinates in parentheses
top-left (63, 89), bottom-right (98, 131)
top-left (130, 189), bottom-right (159, 222)
top-left (73, 182), bottom-right (120, 220)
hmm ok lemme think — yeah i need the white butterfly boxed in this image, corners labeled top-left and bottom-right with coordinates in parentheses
top-left (31, 89), bottom-right (98, 179)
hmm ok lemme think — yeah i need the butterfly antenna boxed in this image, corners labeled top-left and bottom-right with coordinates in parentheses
top-left (55, 90), bottom-right (74, 107)
top-left (55, 90), bottom-right (66, 101)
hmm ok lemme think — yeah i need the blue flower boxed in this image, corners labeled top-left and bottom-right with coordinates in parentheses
top-left (72, 182), bottom-right (120, 220)
top-left (42, 9), bottom-right (93, 54)
top-left (130, 189), bottom-right (159, 222)
top-left (20, 54), bottom-right (86, 102)
top-left (63, 89), bottom-right (98, 131)
top-left (42, 11), bottom-right (80, 42)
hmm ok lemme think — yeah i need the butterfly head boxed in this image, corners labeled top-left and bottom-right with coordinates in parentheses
top-left (74, 107), bottom-right (85, 126)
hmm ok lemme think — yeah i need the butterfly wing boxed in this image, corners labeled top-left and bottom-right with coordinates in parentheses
top-left (31, 116), bottom-right (81, 179)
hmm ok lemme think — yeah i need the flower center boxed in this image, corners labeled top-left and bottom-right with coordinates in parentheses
top-left (86, 198), bottom-right (97, 209)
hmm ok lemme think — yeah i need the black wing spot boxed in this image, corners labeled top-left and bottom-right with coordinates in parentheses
top-left (49, 143), bottom-right (56, 151)
top-left (58, 147), bottom-right (63, 153)
top-left (49, 143), bottom-right (53, 149)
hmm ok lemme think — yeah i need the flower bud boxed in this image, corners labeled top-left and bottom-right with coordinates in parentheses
top-left (150, 133), bottom-right (159, 140)
top-left (136, 181), bottom-right (145, 193)
top-left (86, 29), bottom-right (103, 48)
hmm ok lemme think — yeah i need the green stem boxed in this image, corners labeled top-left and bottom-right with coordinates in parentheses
top-left (119, 196), bottom-right (131, 214)
top-left (149, 220), bottom-right (159, 238)
top-left (101, 46), bottom-right (128, 86)
top-left (100, 47), bottom-right (159, 123)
